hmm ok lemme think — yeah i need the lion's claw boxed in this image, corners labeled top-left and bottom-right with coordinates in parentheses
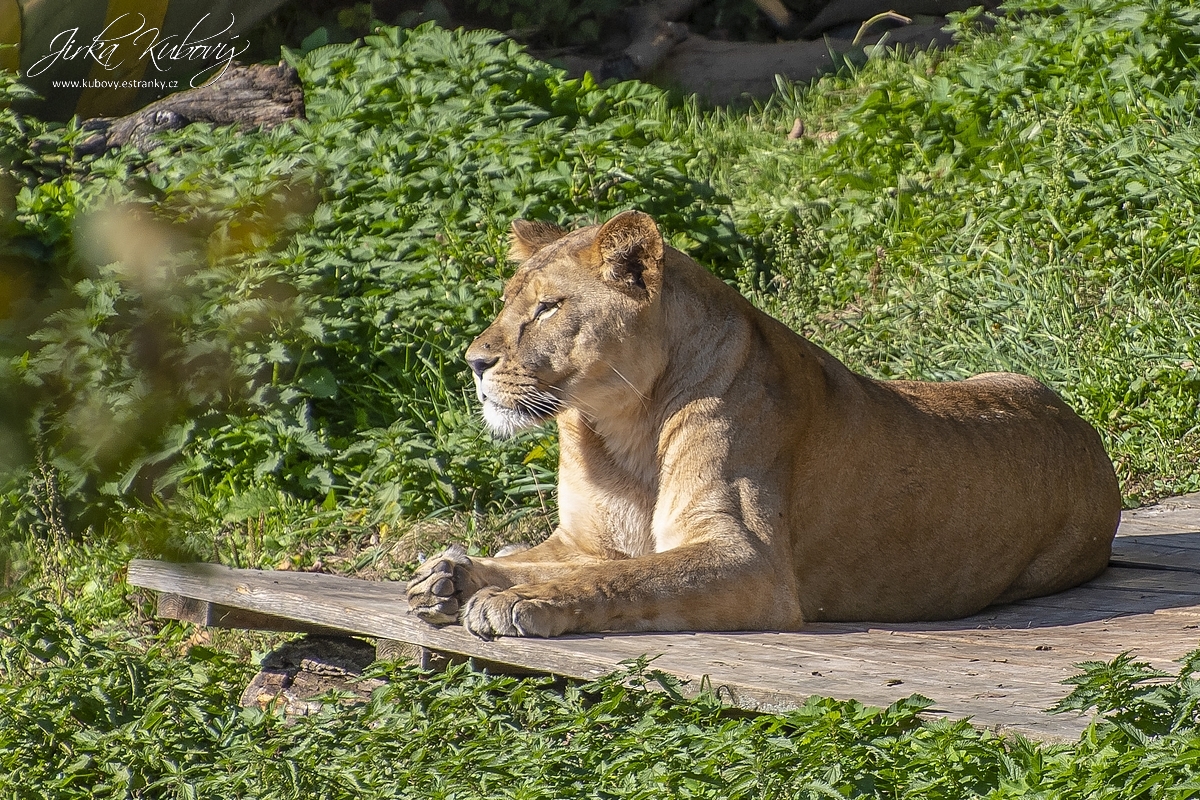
top-left (407, 545), bottom-right (472, 625)
top-left (462, 587), bottom-right (518, 639)
top-left (462, 586), bottom-right (565, 639)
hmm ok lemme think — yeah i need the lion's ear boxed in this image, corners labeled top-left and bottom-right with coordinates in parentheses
top-left (509, 220), bottom-right (567, 263)
top-left (596, 210), bottom-right (663, 299)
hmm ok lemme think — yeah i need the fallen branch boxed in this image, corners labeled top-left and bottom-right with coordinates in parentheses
top-left (752, 0), bottom-right (797, 30)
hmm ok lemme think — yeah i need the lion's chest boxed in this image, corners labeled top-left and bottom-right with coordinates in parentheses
top-left (556, 414), bottom-right (660, 558)
top-left (557, 464), bottom-right (657, 558)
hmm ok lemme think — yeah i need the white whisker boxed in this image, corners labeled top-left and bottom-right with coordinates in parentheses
top-left (605, 362), bottom-right (650, 410)
top-left (547, 384), bottom-right (603, 419)
top-left (477, 380), bottom-right (564, 438)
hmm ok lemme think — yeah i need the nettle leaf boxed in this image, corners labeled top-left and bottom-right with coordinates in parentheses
top-left (297, 367), bottom-right (338, 399)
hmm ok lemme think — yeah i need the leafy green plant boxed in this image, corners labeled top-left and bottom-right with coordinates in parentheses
top-left (1053, 651), bottom-right (1200, 738)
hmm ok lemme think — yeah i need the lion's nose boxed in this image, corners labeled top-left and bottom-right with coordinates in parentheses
top-left (468, 355), bottom-right (499, 378)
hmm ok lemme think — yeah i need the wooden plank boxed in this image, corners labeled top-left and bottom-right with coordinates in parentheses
top-left (157, 593), bottom-right (353, 635)
top-left (858, 621), bottom-right (1200, 663)
top-left (1116, 528), bottom-right (1200, 545)
top-left (1110, 536), bottom-right (1200, 572)
top-left (133, 560), bottom-right (1095, 729)
top-left (828, 591), bottom-right (1200, 629)
top-left (634, 621), bottom-right (1194, 739)
top-left (551, 631), bottom-right (1093, 740)
top-left (127, 560), bottom-right (628, 681)
top-left (1087, 567), bottom-right (1200, 594)
top-left (517, 631), bottom-right (1091, 739)
top-left (1117, 495), bottom-right (1200, 539)
top-left (131, 559), bottom-right (1192, 653)
top-left (1111, 495), bottom-right (1200, 574)
top-left (1117, 519), bottom-right (1200, 537)
top-left (702, 626), bottom-right (1185, 686)
top-left (1121, 493), bottom-right (1200, 518)
top-left (125, 557), bottom-right (1200, 742)
top-left (1015, 586), bottom-right (1200, 616)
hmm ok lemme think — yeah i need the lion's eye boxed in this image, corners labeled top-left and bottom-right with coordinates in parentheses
top-left (533, 300), bottom-right (561, 322)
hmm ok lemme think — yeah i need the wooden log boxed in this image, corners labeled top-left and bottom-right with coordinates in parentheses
top-left (74, 63), bottom-right (304, 156)
top-left (651, 22), bottom-right (953, 105)
top-left (240, 634), bottom-right (385, 714)
top-left (596, 0), bottom-right (702, 80)
top-left (799, 0), bottom-right (987, 37)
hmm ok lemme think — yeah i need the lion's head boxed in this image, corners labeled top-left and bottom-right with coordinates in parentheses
top-left (465, 211), bottom-right (666, 437)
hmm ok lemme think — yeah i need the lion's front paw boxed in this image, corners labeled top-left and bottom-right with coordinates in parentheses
top-left (462, 586), bottom-right (566, 639)
top-left (406, 545), bottom-right (472, 625)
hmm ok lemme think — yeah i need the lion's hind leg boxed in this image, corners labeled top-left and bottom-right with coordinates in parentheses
top-left (992, 522), bottom-right (1114, 605)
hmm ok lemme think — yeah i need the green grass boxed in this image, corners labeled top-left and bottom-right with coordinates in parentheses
top-left (3, 0), bottom-right (1200, 796)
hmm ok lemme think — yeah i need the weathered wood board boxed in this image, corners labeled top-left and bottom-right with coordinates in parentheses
top-left (126, 493), bottom-right (1200, 741)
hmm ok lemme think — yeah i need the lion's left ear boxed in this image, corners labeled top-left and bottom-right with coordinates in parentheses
top-left (509, 219), bottom-right (567, 263)
top-left (596, 211), bottom-right (663, 299)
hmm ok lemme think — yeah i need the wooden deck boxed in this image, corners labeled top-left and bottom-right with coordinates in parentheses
top-left (127, 493), bottom-right (1200, 741)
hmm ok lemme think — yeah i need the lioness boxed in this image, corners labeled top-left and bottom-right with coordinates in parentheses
top-left (407, 210), bottom-right (1121, 639)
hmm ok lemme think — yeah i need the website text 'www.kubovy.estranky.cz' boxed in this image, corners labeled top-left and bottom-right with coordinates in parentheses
top-left (50, 78), bottom-right (180, 90)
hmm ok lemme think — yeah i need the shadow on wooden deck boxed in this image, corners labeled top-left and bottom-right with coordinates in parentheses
top-left (127, 493), bottom-right (1200, 742)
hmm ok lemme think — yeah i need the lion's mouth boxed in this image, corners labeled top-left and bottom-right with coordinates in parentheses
top-left (479, 392), bottom-right (562, 438)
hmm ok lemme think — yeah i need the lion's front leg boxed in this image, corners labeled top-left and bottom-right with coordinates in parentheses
top-left (460, 544), bottom-right (801, 639)
top-left (406, 545), bottom-right (483, 624)
top-left (459, 586), bottom-right (573, 638)
top-left (405, 532), bottom-right (604, 625)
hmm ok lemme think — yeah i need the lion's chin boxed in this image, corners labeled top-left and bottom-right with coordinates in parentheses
top-left (481, 400), bottom-right (551, 439)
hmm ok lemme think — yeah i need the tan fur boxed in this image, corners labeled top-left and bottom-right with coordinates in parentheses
top-left (407, 211), bottom-right (1122, 639)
